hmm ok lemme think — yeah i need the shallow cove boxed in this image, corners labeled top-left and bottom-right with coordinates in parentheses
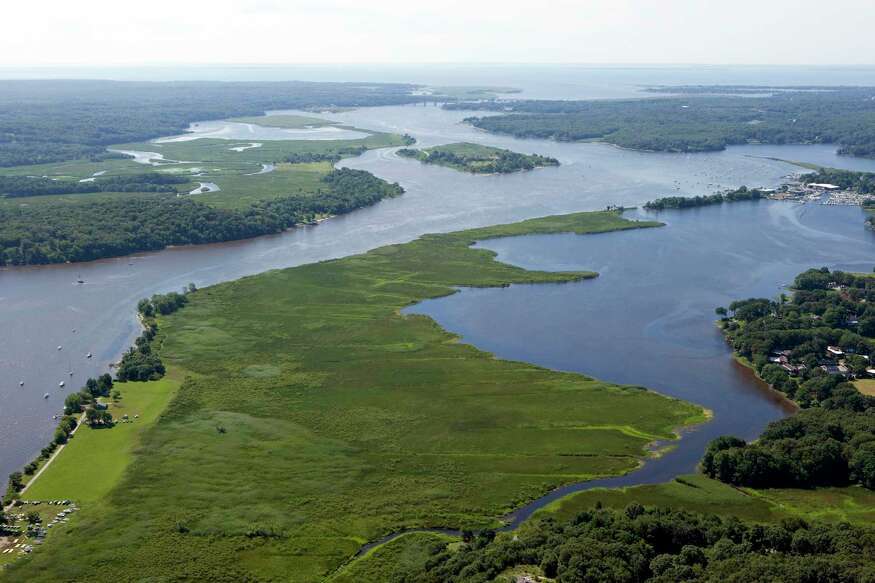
top-left (405, 200), bottom-right (875, 504)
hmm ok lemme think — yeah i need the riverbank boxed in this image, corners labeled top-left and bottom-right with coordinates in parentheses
top-left (2, 211), bottom-right (707, 582)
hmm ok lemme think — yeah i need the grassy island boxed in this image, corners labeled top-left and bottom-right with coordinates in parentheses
top-left (397, 142), bottom-right (559, 174)
top-left (4, 211), bottom-right (706, 582)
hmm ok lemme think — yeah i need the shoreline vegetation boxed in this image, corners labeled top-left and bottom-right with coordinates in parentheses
top-left (643, 186), bottom-right (767, 210)
top-left (3, 290), bottom-right (190, 509)
top-left (396, 142), bottom-right (559, 174)
top-left (445, 85), bottom-right (875, 158)
top-left (3, 211), bottom-right (709, 581)
top-left (705, 268), bottom-right (875, 491)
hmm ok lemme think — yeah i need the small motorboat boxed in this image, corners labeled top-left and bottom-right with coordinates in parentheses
top-left (86, 353), bottom-right (93, 359)
top-left (57, 346), bottom-right (62, 351)
top-left (43, 393), bottom-right (50, 399)
top-left (58, 381), bottom-right (65, 387)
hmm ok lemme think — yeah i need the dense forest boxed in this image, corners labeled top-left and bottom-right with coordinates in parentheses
top-left (397, 506), bottom-right (875, 582)
top-left (643, 186), bottom-right (766, 210)
top-left (704, 268), bottom-right (875, 490)
top-left (446, 87), bottom-right (875, 156)
top-left (397, 142), bottom-right (559, 173)
top-left (702, 404), bottom-right (875, 490)
top-left (0, 80), bottom-right (425, 167)
top-left (0, 173), bottom-right (189, 197)
top-left (0, 168), bottom-right (403, 265)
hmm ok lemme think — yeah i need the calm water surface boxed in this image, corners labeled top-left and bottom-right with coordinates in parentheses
top-left (406, 202), bottom-right (875, 509)
top-left (1, 102), bottom-right (874, 480)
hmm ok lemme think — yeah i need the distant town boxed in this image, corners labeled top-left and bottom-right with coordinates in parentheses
top-left (769, 176), bottom-right (875, 205)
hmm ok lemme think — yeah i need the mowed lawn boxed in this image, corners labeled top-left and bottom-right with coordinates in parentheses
top-left (5, 211), bottom-right (707, 582)
top-left (22, 376), bottom-right (180, 504)
top-left (855, 378), bottom-right (875, 396)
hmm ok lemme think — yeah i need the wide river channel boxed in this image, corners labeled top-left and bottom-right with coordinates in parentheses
top-left (2, 103), bottom-right (875, 486)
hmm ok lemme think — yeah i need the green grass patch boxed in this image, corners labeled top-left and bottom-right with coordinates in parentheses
top-left (538, 474), bottom-right (787, 524)
top-left (21, 375), bottom-right (180, 504)
top-left (195, 161), bottom-right (333, 209)
top-left (854, 378), bottom-right (875, 396)
top-left (327, 532), bottom-right (456, 583)
top-left (4, 211), bottom-right (707, 582)
top-left (747, 485), bottom-right (875, 524)
top-left (536, 473), bottom-right (875, 527)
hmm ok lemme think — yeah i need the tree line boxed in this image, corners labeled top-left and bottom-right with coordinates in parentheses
top-left (0, 173), bottom-right (189, 197)
top-left (397, 505), bottom-right (875, 582)
top-left (0, 168), bottom-right (404, 265)
top-left (117, 287), bottom-right (194, 382)
top-left (445, 87), bottom-right (875, 157)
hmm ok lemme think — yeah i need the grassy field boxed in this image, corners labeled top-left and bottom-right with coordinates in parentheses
top-left (195, 161), bottom-right (333, 209)
top-left (855, 378), bottom-right (875, 396)
top-left (21, 376), bottom-right (181, 504)
top-left (537, 474), bottom-right (788, 523)
top-left (230, 114), bottom-right (338, 128)
top-left (328, 532), bottom-right (455, 583)
top-left (3, 211), bottom-right (708, 582)
top-left (398, 141), bottom-right (558, 174)
top-left (534, 473), bottom-right (875, 526)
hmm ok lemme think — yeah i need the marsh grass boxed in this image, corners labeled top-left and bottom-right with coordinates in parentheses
top-left (6, 211), bottom-right (709, 582)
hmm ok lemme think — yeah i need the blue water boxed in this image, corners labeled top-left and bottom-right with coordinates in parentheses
top-left (407, 201), bottom-right (875, 493)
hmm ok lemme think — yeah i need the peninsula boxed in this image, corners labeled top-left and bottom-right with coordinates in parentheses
top-left (3, 211), bottom-right (705, 581)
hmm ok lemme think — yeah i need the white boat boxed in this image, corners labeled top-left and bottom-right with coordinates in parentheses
top-left (43, 393), bottom-right (50, 399)
top-left (58, 381), bottom-right (65, 387)
top-left (86, 353), bottom-right (92, 359)
top-left (57, 346), bottom-right (62, 351)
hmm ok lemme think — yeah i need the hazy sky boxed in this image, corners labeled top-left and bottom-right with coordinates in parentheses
top-left (3, 0), bottom-right (874, 66)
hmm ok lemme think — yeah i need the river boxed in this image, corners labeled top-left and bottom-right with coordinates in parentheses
top-left (2, 100), bottom-right (875, 482)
